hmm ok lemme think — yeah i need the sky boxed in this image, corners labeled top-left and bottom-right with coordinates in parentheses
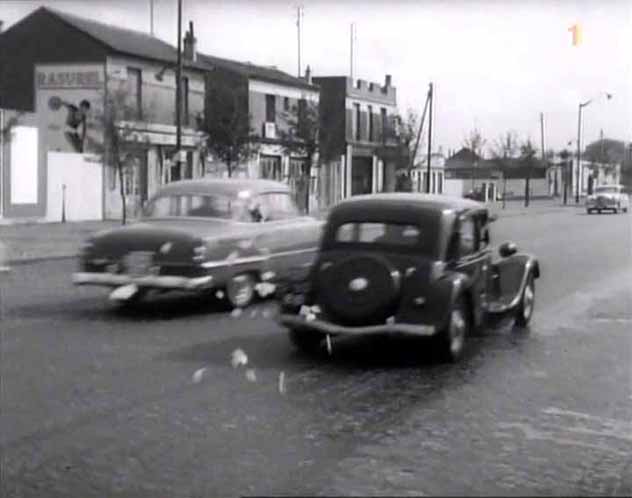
top-left (2, 0), bottom-right (630, 156)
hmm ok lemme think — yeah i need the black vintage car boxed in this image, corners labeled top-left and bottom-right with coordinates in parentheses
top-left (73, 178), bottom-right (323, 308)
top-left (276, 193), bottom-right (540, 362)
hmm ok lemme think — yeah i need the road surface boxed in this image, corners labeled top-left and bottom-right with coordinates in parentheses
top-left (1, 208), bottom-right (630, 497)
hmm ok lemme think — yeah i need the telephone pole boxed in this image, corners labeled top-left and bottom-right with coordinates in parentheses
top-left (296, 6), bottom-right (303, 77)
top-left (425, 82), bottom-right (434, 193)
top-left (175, 0), bottom-right (183, 177)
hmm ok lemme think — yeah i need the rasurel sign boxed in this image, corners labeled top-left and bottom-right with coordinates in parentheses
top-left (36, 69), bottom-right (103, 89)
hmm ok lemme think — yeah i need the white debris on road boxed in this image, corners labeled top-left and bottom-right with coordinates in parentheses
top-left (245, 369), bottom-right (257, 382)
top-left (192, 367), bottom-right (207, 384)
top-left (231, 349), bottom-right (248, 368)
top-left (278, 371), bottom-right (286, 394)
top-left (230, 308), bottom-right (243, 318)
top-left (325, 334), bottom-right (332, 355)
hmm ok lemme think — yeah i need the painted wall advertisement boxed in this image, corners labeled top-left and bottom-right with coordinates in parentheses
top-left (35, 63), bottom-right (106, 156)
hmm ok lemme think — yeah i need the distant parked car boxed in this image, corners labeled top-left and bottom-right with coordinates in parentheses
top-left (73, 179), bottom-right (323, 308)
top-left (586, 184), bottom-right (629, 214)
top-left (275, 193), bottom-right (540, 362)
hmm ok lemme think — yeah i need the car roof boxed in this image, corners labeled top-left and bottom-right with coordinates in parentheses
top-left (332, 193), bottom-right (487, 215)
top-left (153, 178), bottom-right (290, 198)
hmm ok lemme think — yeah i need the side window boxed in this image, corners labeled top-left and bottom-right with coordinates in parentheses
top-left (458, 216), bottom-right (477, 257)
top-left (477, 214), bottom-right (490, 249)
top-left (259, 193), bottom-right (299, 221)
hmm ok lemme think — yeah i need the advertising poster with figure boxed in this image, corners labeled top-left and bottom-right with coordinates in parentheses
top-left (35, 63), bottom-right (105, 155)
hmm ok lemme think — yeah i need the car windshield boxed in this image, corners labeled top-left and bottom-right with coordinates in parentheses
top-left (143, 194), bottom-right (255, 222)
top-left (594, 186), bottom-right (620, 194)
top-left (335, 222), bottom-right (422, 246)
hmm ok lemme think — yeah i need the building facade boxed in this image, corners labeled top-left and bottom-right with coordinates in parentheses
top-left (313, 75), bottom-right (398, 207)
top-left (200, 54), bottom-right (320, 212)
top-left (0, 7), bottom-right (207, 222)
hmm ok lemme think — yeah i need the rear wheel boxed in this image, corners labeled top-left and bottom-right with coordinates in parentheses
top-left (288, 328), bottom-right (324, 354)
top-left (436, 296), bottom-right (469, 362)
top-left (226, 273), bottom-right (257, 308)
top-left (515, 273), bottom-right (535, 328)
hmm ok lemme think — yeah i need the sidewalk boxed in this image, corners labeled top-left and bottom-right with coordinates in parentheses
top-left (0, 220), bottom-right (121, 266)
top-left (0, 199), bottom-right (581, 266)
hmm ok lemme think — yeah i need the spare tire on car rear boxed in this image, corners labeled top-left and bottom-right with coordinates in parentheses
top-left (317, 254), bottom-right (401, 326)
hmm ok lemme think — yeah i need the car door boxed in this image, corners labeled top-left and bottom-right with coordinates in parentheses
top-left (254, 192), bottom-right (321, 279)
top-left (453, 211), bottom-right (491, 327)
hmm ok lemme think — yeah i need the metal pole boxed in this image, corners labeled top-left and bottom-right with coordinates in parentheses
top-left (175, 0), bottom-right (183, 177)
top-left (575, 103), bottom-right (582, 204)
top-left (297, 6), bottom-right (302, 77)
top-left (350, 23), bottom-right (354, 79)
top-left (0, 109), bottom-right (4, 219)
top-left (410, 88), bottom-right (431, 170)
top-left (425, 82), bottom-right (433, 193)
top-left (150, 0), bottom-right (155, 36)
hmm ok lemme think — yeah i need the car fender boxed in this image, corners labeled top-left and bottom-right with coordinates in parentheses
top-left (488, 253), bottom-right (540, 314)
top-left (396, 270), bottom-right (474, 331)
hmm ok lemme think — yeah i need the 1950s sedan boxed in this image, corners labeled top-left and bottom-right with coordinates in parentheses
top-left (73, 178), bottom-right (323, 308)
top-left (585, 184), bottom-right (629, 214)
top-left (276, 193), bottom-right (541, 362)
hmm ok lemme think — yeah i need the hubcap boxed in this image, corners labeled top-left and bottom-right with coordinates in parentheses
top-left (522, 282), bottom-right (534, 320)
top-left (449, 308), bottom-right (466, 356)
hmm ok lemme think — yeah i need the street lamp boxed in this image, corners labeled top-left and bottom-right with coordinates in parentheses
top-left (575, 92), bottom-right (612, 203)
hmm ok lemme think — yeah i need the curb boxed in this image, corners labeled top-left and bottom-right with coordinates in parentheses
top-left (5, 254), bottom-right (76, 268)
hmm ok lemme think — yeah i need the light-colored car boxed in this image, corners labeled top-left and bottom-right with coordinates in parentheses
top-left (586, 185), bottom-right (629, 214)
top-left (72, 178), bottom-right (323, 309)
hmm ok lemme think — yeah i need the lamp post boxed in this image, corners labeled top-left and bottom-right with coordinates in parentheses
top-left (575, 92), bottom-right (612, 203)
top-left (175, 0), bottom-right (183, 177)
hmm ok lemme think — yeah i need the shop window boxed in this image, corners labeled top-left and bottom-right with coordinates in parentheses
top-left (260, 154), bottom-right (282, 181)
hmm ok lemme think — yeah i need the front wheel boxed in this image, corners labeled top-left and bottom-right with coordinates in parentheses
top-left (514, 273), bottom-right (535, 328)
top-left (436, 296), bottom-right (469, 362)
top-left (288, 328), bottom-right (324, 354)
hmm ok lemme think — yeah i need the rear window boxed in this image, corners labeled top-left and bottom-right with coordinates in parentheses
top-left (335, 222), bottom-right (421, 246)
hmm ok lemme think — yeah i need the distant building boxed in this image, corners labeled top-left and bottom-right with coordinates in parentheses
top-left (313, 75), bottom-right (399, 207)
top-left (0, 7), bottom-right (207, 221)
top-left (445, 147), bottom-right (549, 200)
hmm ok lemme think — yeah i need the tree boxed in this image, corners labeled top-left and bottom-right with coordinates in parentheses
top-left (490, 130), bottom-right (519, 207)
top-left (463, 127), bottom-right (487, 189)
top-left (379, 108), bottom-right (420, 192)
top-left (519, 139), bottom-right (537, 207)
top-left (90, 82), bottom-right (146, 225)
top-left (279, 98), bottom-right (319, 213)
top-left (202, 78), bottom-right (257, 179)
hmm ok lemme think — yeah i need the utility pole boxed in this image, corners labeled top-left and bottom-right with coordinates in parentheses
top-left (150, 0), bottom-right (155, 36)
top-left (175, 0), bottom-right (183, 180)
top-left (425, 82), bottom-right (434, 194)
top-left (410, 86), bottom-right (431, 171)
top-left (349, 23), bottom-right (355, 79)
top-left (575, 103), bottom-right (583, 204)
top-left (296, 6), bottom-right (303, 78)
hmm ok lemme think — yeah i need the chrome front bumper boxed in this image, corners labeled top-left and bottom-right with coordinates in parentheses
top-left (72, 272), bottom-right (213, 290)
top-left (279, 314), bottom-right (437, 337)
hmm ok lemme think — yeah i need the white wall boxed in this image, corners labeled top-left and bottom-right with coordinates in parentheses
top-left (46, 152), bottom-right (102, 221)
top-left (10, 126), bottom-right (39, 204)
top-left (444, 179), bottom-right (464, 197)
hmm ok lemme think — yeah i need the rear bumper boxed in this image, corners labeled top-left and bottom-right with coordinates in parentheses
top-left (279, 314), bottom-right (437, 337)
top-left (72, 272), bottom-right (213, 291)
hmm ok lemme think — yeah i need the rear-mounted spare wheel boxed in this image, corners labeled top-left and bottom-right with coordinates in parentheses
top-left (317, 254), bottom-right (401, 326)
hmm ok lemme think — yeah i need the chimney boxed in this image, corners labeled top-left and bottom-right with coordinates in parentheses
top-left (304, 65), bottom-right (312, 84)
top-left (183, 21), bottom-right (197, 62)
top-left (384, 74), bottom-right (392, 88)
